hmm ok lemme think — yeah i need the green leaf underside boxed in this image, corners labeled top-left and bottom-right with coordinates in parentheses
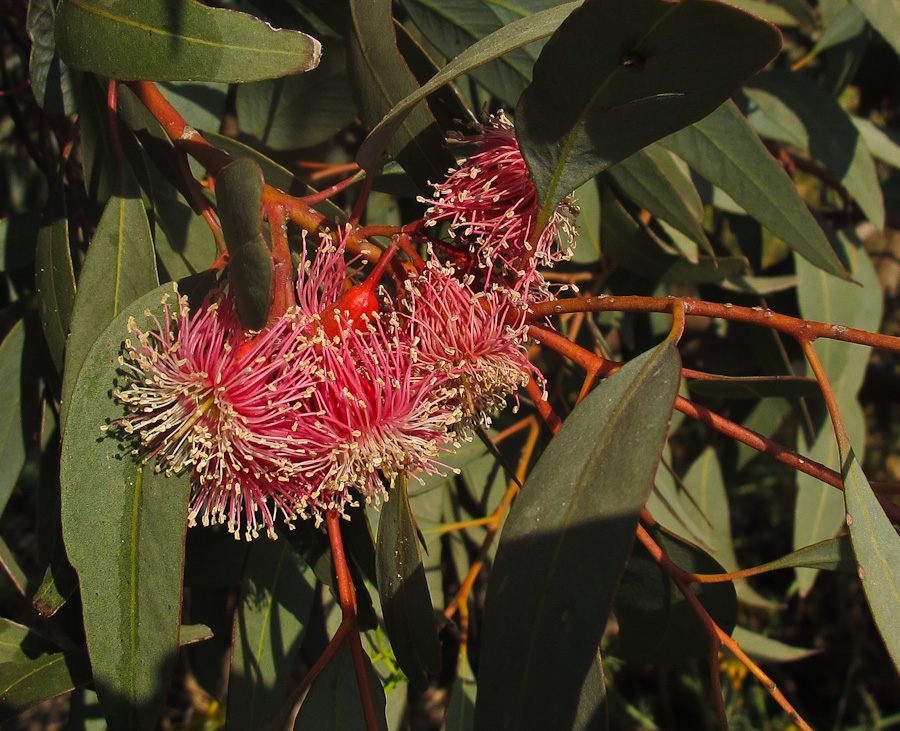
top-left (376, 476), bottom-right (441, 691)
top-left (474, 339), bottom-right (680, 731)
top-left (516, 0), bottom-right (782, 227)
top-left (660, 102), bottom-right (845, 277)
top-left (356, 1), bottom-right (581, 173)
top-left (61, 169), bottom-right (159, 431)
top-left (60, 284), bottom-right (192, 731)
top-left (844, 448), bottom-right (900, 675)
top-left (0, 322), bottom-right (29, 512)
top-left (55, 0), bottom-right (321, 83)
top-left (851, 0), bottom-right (900, 60)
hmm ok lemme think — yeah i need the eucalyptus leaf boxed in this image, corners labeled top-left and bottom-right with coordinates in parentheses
top-left (56, 0), bottom-right (322, 83)
top-left (60, 284), bottom-right (192, 731)
top-left (850, 0), bottom-right (900, 59)
top-left (516, 0), bottom-right (781, 224)
top-left (474, 338), bottom-right (680, 731)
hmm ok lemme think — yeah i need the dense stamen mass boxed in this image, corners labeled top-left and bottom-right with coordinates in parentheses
top-left (111, 116), bottom-right (575, 539)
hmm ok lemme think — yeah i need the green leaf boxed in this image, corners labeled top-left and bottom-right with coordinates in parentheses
top-left (347, 0), bottom-right (452, 190)
top-left (60, 284), bottom-right (192, 731)
top-left (607, 144), bottom-right (710, 254)
top-left (515, 0), bottom-right (781, 224)
top-left (56, 0), bottom-right (321, 83)
top-left (571, 179), bottom-right (601, 264)
top-left (613, 530), bottom-right (737, 664)
top-left (35, 181), bottom-right (75, 374)
top-left (850, 0), bottom-right (900, 59)
top-left (573, 652), bottom-right (608, 731)
top-left (0, 321), bottom-right (30, 512)
top-left (660, 102), bottom-right (846, 277)
top-left (748, 70), bottom-right (884, 229)
top-left (445, 652), bottom-right (477, 731)
top-left (474, 338), bottom-right (680, 731)
top-left (599, 185), bottom-right (747, 284)
top-left (227, 539), bottom-right (316, 729)
top-left (747, 535), bottom-right (857, 575)
top-left (740, 87), bottom-right (808, 148)
top-left (686, 375), bottom-right (821, 399)
top-left (215, 158), bottom-right (273, 330)
top-left (0, 620), bottom-right (92, 723)
top-left (293, 641), bottom-right (388, 730)
top-left (809, 4), bottom-right (866, 59)
top-left (854, 117), bottom-right (900, 169)
top-left (376, 475), bottom-right (441, 691)
top-left (843, 448), bottom-right (900, 675)
top-left (399, 0), bottom-right (552, 108)
top-left (237, 40), bottom-right (357, 151)
top-left (61, 168), bottom-right (159, 430)
top-left (731, 626), bottom-right (816, 663)
top-left (356, 2), bottom-right (580, 174)
top-left (26, 0), bottom-right (77, 116)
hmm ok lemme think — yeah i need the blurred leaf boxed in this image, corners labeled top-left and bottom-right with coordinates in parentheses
top-left (608, 144), bottom-right (710, 254)
top-left (0, 215), bottom-right (39, 273)
top-left (179, 623), bottom-right (213, 646)
top-left (661, 102), bottom-right (845, 277)
top-left (227, 539), bottom-right (316, 729)
top-left (736, 397), bottom-right (791, 470)
top-left (810, 4), bottom-right (866, 59)
top-left (850, 0), bottom-right (900, 59)
top-left (724, 0), bottom-right (801, 25)
top-left (731, 626), bottom-right (816, 663)
top-left (718, 274), bottom-right (798, 295)
top-left (61, 168), bottom-right (159, 430)
top-left (60, 284), bottom-right (192, 731)
top-left (237, 40), bottom-right (356, 151)
top-left (293, 641), bottom-right (388, 730)
top-left (571, 179), bottom-right (601, 264)
top-left (614, 530), bottom-right (737, 664)
top-left (445, 651), bottom-right (477, 731)
top-left (35, 181), bottom-right (75, 374)
top-left (793, 232), bottom-right (881, 593)
top-left (599, 185), bottom-right (747, 284)
top-left (216, 158), bottom-right (273, 330)
top-left (26, 0), bottom-right (76, 116)
top-left (474, 338), bottom-right (680, 731)
top-left (0, 620), bottom-right (92, 723)
top-left (399, 0), bottom-right (554, 108)
top-left (0, 321), bottom-right (31, 512)
top-left (854, 117), bottom-right (900, 169)
top-left (357, 2), bottom-right (580, 174)
top-left (376, 476), bottom-right (441, 691)
top-left (159, 81), bottom-right (228, 133)
top-left (56, 0), bottom-right (322, 82)
top-left (686, 375), bottom-right (821, 399)
top-left (516, 0), bottom-right (781, 225)
top-left (843, 448), bottom-right (900, 675)
top-left (740, 87), bottom-right (808, 148)
top-left (347, 0), bottom-right (451, 190)
top-left (748, 71), bottom-right (884, 228)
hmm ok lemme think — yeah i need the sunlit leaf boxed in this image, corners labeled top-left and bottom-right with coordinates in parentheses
top-left (60, 284), bottom-right (192, 731)
top-left (56, 0), bottom-right (321, 82)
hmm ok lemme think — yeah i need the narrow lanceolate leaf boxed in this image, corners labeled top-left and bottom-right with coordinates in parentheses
top-left (851, 0), bottom-right (900, 59)
top-left (445, 652), bottom-right (477, 731)
top-left (376, 475), bottom-right (441, 691)
top-left (61, 169), bottom-right (158, 430)
top-left (55, 0), bottom-right (321, 83)
top-left (357, 1), bottom-right (580, 173)
top-left (227, 539), bottom-right (316, 730)
top-left (26, 0), bottom-right (77, 116)
top-left (346, 0), bottom-right (452, 189)
top-left (474, 339), bottom-right (680, 731)
top-left (60, 285), bottom-right (192, 731)
top-left (843, 448), bottom-right (900, 674)
top-left (731, 626), bottom-right (816, 664)
top-left (35, 181), bottom-right (75, 373)
top-left (515, 0), bottom-right (781, 227)
top-left (0, 322), bottom-right (29, 512)
top-left (293, 642), bottom-right (388, 731)
top-left (660, 102), bottom-right (845, 277)
top-left (215, 158), bottom-right (272, 330)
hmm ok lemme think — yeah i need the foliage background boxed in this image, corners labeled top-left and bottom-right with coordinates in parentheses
top-left (2, 0), bottom-right (900, 729)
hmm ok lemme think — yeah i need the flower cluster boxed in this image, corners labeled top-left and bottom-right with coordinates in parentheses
top-left (112, 113), bottom-right (574, 539)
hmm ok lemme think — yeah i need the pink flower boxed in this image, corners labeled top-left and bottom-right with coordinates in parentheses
top-left (112, 286), bottom-right (321, 540)
top-left (289, 315), bottom-right (463, 515)
top-left (403, 260), bottom-right (538, 424)
top-left (420, 111), bottom-right (578, 277)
